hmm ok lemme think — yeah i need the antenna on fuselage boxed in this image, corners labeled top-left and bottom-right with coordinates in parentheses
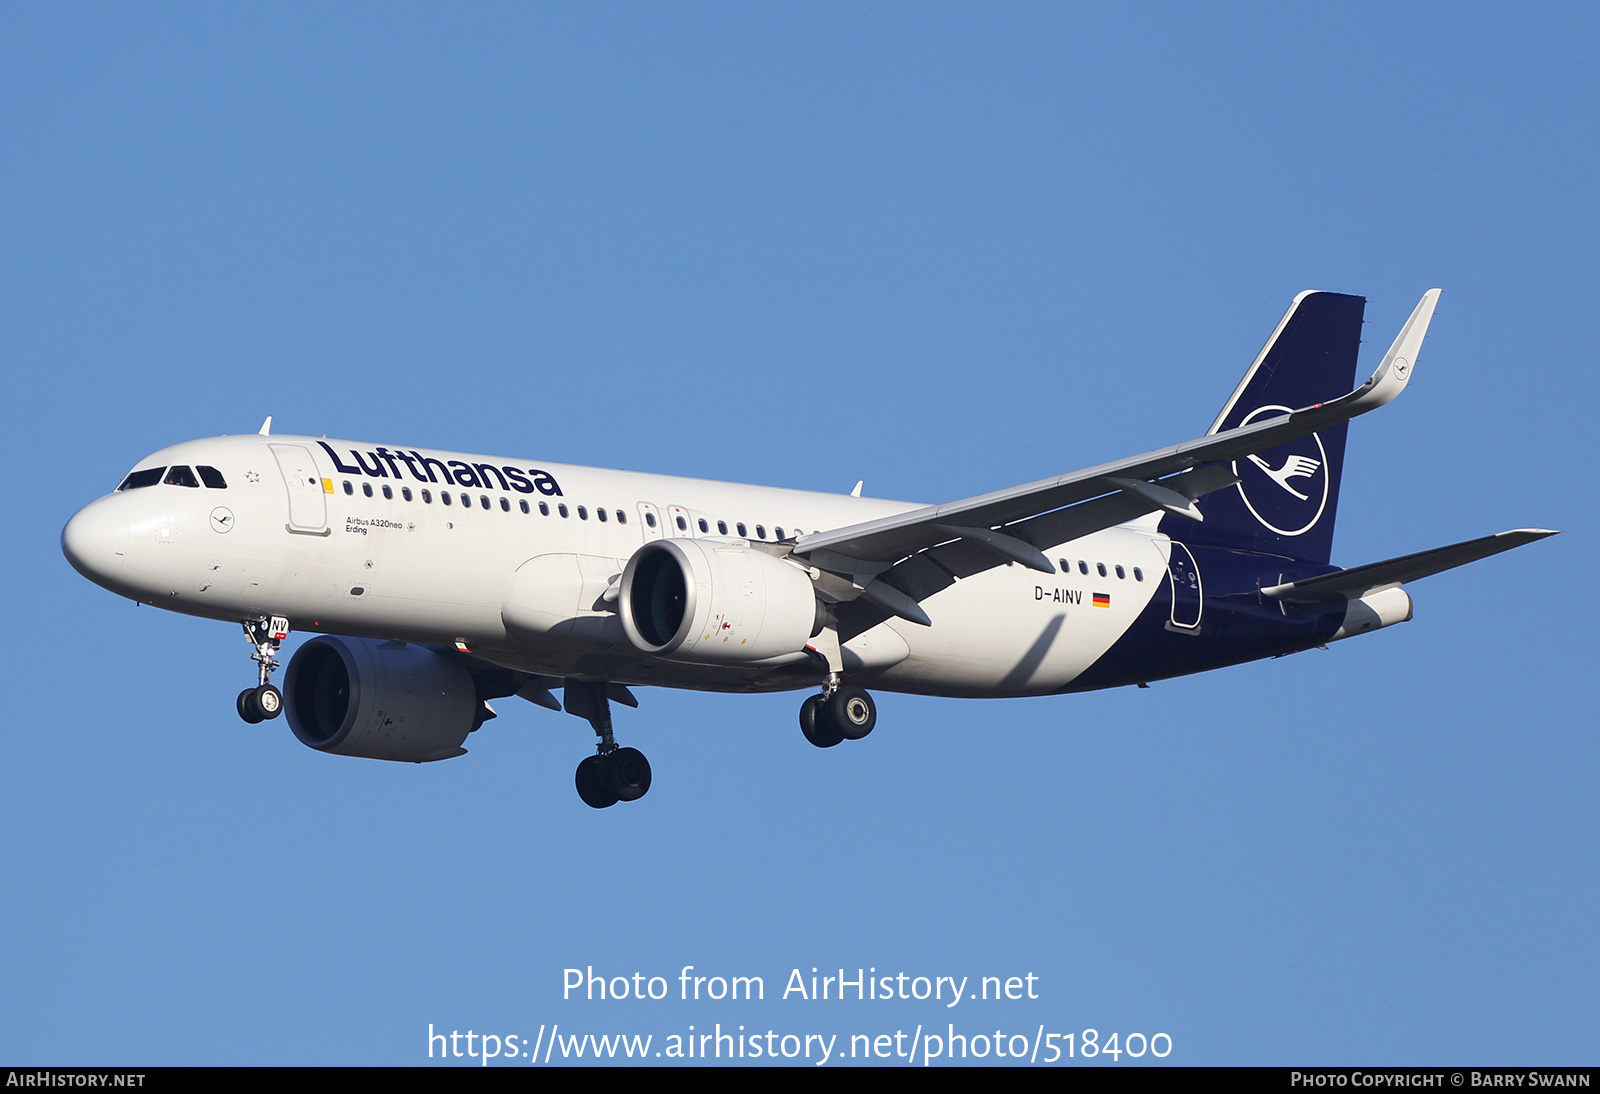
top-left (850, 480), bottom-right (863, 497)
top-left (258, 416), bottom-right (272, 436)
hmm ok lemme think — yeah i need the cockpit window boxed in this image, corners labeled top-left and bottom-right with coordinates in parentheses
top-left (197, 465), bottom-right (227, 489)
top-left (118, 467), bottom-right (165, 491)
top-left (163, 466), bottom-right (200, 488)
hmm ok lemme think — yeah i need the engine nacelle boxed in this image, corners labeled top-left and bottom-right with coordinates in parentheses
top-left (283, 635), bottom-right (479, 762)
top-left (618, 539), bottom-right (824, 664)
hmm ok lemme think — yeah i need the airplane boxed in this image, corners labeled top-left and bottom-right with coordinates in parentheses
top-left (60, 289), bottom-right (1555, 808)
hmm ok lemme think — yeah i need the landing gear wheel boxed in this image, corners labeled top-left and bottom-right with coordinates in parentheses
top-left (237, 688), bottom-right (264, 724)
top-left (255, 684), bottom-right (283, 720)
top-left (800, 694), bottom-right (844, 748)
top-left (605, 746), bottom-right (652, 802)
top-left (575, 755), bottom-right (619, 809)
top-left (827, 686), bottom-right (876, 740)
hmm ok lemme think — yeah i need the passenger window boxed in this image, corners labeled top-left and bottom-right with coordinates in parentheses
top-left (1097, 563), bottom-right (1107, 577)
top-left (698, 518), bottom-right (708, 533)
top-left (459, 493), bottom-right (470, 507)
top-left (479, 495), bottom-right (489, 510)
top-left (755, 525), bottom-right (766, 539)
top-left (597, 507), bottom-right (608, 522)
top-left (645, 512), bottom-right (656, 528)
top-left (363, 483), bottom-right (373, 497)
top-left (1133, 567), bottom-right (1144, 581)
top-left (540, 502), bottom-right (550, 516)
top-left (164, 466), bottom-right (200, 488)
top-left (578, 506), bottom-right (588, 520)
top-left (775, 527), bottom-right (785, 540)
top-left (675, 515), bottom-right (687, 530)
top-left (519, 499), bottom-right (529, 514)
top-left (737, 523), bottom-right (747, 537)
top-left (1116, 565), bottom-right (1125, 579)
top-left (343, 481), bottom-right (354, 495)
top-left (421, 489), bottom-right (432, 503)
top-left (118, 467), bottom-right (166, 491)
top-left (402, 487), bottom-right (412, 501)
top-left (616, 510), bottom-right (627, 525)
top-left (1078, 560), bottom-right (1088, 575)
top-left (197, 466), bottom-right (227, 489)
top-left (442, 492), bottom-right (453, 506)
top-left (559, 504), bottom-right (569, 518)
top-left (718, 520), bottom-right (727, 535)
top-left (382, 485), bottom-right (393, 500)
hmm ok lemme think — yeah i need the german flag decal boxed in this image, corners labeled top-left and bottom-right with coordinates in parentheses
top-left (1092, 592), bottom-right (1111, 608)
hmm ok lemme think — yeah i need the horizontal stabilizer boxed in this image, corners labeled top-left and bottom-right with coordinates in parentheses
top-left (1261, 529), bottom-right (1558, 603)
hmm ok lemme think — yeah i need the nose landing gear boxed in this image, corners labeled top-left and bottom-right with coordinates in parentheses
top-left (237, 616), bottom-right (289, 723)
top-left (800, 681), bottom-right (876, 748)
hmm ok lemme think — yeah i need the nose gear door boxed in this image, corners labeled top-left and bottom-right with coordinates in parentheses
top-left (270, 444), bottom-right (329, 535)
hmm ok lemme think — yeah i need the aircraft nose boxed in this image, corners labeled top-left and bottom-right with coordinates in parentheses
top-left (62, 497), bottom-right (129, 586)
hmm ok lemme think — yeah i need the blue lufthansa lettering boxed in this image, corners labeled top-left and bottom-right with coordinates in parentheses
top-left (316, 440), bottom-right (563, 496)
top-left (473, 463), bottom-right (509, 492)
top-left (532, 470), bottom-right (563, 497)
top-left (374, 447), bottom-right (405, 478)
top-left (415, 452), bottom-right (452, 485)
top-left (351, 449), bottom-right (388, 478)
top-left (317, 441), bottom-right (362, 475)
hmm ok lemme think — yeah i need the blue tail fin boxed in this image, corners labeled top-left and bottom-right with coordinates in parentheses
top-left (1162, 291), bottom-right (1365, 564)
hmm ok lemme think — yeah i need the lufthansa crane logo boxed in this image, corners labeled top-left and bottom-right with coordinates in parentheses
top-left (1245, 453), bottom-right (1321, 500)
top-left (1232, 405), bottom-right (1329, 537)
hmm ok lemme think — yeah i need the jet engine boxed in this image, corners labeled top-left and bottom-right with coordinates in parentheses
top-left (618, 539), bottom-right (825, 664)
top-left (283, 636), bottom-right (481, 762)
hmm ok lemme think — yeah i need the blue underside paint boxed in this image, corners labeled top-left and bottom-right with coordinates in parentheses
top-left (1064, 543), bottom-right (1346, 692)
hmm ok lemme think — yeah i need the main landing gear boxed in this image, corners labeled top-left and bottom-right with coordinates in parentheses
top-left (800, 681), bottom-right (876, 748)
top-left (237, 616), bottom-right (289, 724)
top-left (564, 680), bottom-right (651, 809)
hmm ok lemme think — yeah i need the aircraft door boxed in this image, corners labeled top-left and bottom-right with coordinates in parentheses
top-left (1167, 541), bottom-right (1203, 630)
top-left (270, 443), bottom-right (330, 535)
top-left (636, 502), bottom-right (664, 541)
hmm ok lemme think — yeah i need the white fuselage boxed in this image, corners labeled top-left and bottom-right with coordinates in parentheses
top-left (64, 433), bottom-right (1173, 697)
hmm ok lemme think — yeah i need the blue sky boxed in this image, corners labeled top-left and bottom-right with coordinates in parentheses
top-left (1, 4), bottom-right (1594, 1065)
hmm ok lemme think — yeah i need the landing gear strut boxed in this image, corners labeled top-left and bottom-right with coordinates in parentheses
top-left (800, 678), bottom-right (876, 748)
top-left (565, 680), bottom-right (651, 809)
top-left (237, 616), bottom-right (288, 724)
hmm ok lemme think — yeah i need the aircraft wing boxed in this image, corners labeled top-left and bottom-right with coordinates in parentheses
top-left (794, 290), bottom-right (1441, 625)
top-left (1260, 529), bottom-right (1558, 603)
